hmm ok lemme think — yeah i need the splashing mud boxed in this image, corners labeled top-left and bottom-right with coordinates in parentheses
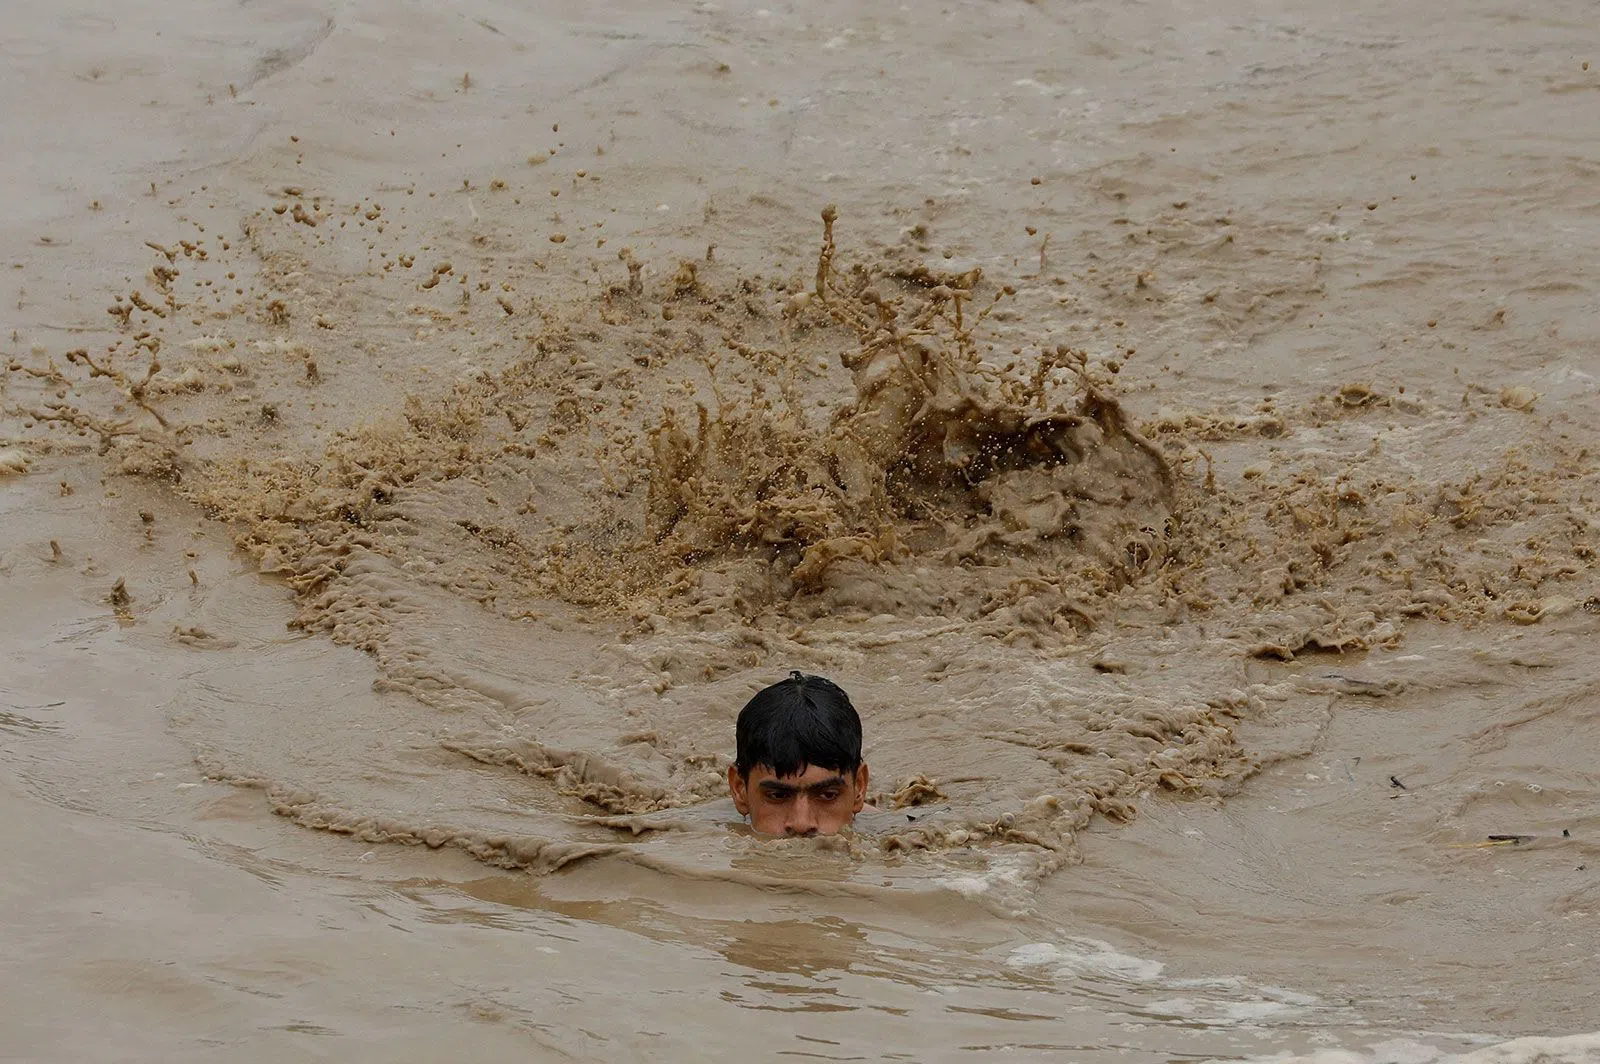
top-left (7, 186), bottom-right (1596, 881)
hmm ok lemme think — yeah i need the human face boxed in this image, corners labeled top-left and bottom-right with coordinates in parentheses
top-left (728, 762), bottom-right (869, 837)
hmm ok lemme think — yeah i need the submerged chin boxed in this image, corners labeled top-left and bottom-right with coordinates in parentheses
top-left (751, 817), bottom-right (857, 837)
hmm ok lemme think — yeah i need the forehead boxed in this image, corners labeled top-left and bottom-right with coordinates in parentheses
top-left (749, 764), bottom-right (848, 787)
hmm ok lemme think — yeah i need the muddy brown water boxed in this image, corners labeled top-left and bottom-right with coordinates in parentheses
top-left (3, 2), bottom-right (1600, 1061)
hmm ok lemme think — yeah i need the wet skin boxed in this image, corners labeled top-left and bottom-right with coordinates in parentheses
top-left (728, 762), bottom-right (870, 836)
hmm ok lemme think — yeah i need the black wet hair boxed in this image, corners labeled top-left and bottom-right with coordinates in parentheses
top-left (735, 671), bottom-right (863, 780)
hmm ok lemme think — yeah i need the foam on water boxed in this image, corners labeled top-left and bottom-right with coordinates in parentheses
top-left (1221, 1032), bottom-right (1600, 1064)
top-left (1008, 937), bottom-right (1346, 1031)
top-left (1008, 938), bottom-right (1168, 983)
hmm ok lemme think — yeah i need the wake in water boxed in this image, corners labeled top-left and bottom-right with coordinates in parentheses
top-left (4, 187), bottom-right (1597, 887)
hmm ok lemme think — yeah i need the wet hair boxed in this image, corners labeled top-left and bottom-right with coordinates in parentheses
top-left (735, 671), bottom-right (862, 780)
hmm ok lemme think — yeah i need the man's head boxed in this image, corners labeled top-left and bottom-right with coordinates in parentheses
top-left (728, 672), bottom-right (868, 837)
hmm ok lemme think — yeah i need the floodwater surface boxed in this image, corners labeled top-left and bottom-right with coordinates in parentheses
top-left (3, 1), bottom-right (1600, 1061)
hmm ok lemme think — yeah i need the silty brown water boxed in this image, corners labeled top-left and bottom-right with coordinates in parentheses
top-left (3, 1), bottom-right (1600, 1060)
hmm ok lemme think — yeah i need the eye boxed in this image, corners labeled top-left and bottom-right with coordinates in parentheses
top-left (816, 789), bottom-right (842, 802)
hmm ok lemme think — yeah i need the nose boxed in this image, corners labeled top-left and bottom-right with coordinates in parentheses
top-left (785, 795), bottom-right (819, 836)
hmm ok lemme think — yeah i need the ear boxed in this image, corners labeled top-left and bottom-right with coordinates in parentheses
top-left (728, 765), bottom-right (750, 815)
top-left (852, 763), bottom-right (869, 812)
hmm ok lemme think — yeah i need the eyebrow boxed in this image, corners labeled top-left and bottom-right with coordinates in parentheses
top-left (758, 775), bottom-right (847, 798)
